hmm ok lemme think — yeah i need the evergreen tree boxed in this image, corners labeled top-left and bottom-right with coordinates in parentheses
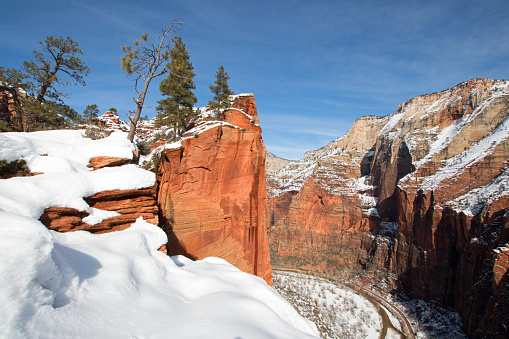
top-left (0, 36), bottom-right (89, 131)
top-left (83, 104), bottom-right (99, 122)
top-left (208, 65), bottom-right (234, 115)
top-left (155, 35), bottom-right (197, 136)
top-left (23, 36), bottom-right (89, 104)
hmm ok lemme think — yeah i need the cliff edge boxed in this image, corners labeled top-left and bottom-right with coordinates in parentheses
top-left (157, 94), bottom-right (272, 284)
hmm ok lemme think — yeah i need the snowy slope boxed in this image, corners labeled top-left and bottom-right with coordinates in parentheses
top-left (0, 130), bottom-right (319, 338)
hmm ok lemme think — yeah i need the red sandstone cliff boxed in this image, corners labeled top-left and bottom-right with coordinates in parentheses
top-left (157, 94), bottom-right (272, 285)
top-left (267, 79), bottom-right (509, 337)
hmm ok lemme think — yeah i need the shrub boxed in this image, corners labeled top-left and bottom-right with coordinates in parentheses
top-left (0, 159), bottom-right (31, 178)
top-left (84, 126), bottom-right (107, 140)
top-left (136, 139), bottom-right (151, 156)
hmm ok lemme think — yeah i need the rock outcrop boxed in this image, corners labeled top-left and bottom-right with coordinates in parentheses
top-left (39, 156), bottom-right (159, 234)
top-left (157, 94), bottom-right (272, 285)
top-left (267, 79), bottom-right (509, 337)
top-left (0, 87), bottom-right (24, 132)
top-left (40, 187), bottom-right (158, 233)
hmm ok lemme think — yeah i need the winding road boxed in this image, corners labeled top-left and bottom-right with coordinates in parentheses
top-left (273, 268), bottom-right (415, 339)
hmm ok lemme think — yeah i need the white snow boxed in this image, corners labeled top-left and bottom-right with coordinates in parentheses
top-left (445, 167), bottom-right (509, 216)
top-left (0, 130), bottom-right (319, 339)
top-left (378, 104), bottom-right (409, 139)
top-left (273, 271), bottom-right (381, 339)
top-left (417, 114), bottom-right (509, 193)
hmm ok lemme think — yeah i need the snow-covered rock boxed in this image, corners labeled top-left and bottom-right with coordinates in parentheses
top-left (0, 129), bottom-right (319, 338)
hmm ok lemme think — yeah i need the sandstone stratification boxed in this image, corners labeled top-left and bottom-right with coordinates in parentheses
top-left (267, 114), bottom-right (388, 272)
top-left (267, 79), bottom-right (509, 337)
top-left (39, 156), bottom-right (158, 234)
top-left (40, 187), bottom-right (158, 233)
top-left (157, 94), bottom-right (272, 284)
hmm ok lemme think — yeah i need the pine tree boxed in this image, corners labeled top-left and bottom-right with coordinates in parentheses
top-left (208, 65), bottom-right (234, 115)
top-left (83, 104), bottom-right (99, 122)
top-left (23, 36), bottom-right (89, 104)
top-left (1, 36), bottom-right (89, 131)
top-left (155, 35), bottom-right (197, 136)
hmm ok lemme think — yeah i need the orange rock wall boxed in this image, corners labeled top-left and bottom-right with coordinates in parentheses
top-left (157, 95), bottom-right (272, 284)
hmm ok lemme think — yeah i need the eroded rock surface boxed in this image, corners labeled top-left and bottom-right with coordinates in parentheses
top-left (40, 187), bottom-right (158, 234)
top-left (267, 79), bottom-right (509, 337)
top-left (157, 94), bottom-right (272, 284)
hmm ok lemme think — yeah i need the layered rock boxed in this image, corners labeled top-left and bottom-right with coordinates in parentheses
top-left (157, 94), bottom-right (272, 284)
top-left (39, 156), bottom-right (158, 234)
top-left (267, 79), bottom-right (509, 337)
top-left (266, 152), bottom-right (292, 174)
top-left (267, 115), bottom-right (388, 273)
top-left (95, 110), bottom-right (158, 140)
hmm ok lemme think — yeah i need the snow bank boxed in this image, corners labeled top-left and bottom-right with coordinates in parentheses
top-left (0, 130), bottom-right (319, 338)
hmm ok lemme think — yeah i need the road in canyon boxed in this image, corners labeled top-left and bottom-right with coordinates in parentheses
top-left (273, 268), bottom-right (415, 339)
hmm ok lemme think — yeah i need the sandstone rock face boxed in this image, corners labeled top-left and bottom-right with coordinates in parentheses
top-left (87, 156), bottom-right (132, 170)
top-left (0, 88), bottom-right (25, 132)
top-left (95, 110), bottom-right (157, 140)
top-left (39, 156), bottom-right (158, 234)
top-left (40, 187), bottom-right (159, 234)
top-left (97, 111), bottom-right (123, 131)
top-left (267, 115), bottom-right (388, 273)
top-left (157, 94), bottom-right (272, 285)
top-left (267, 79), bottom-right (509, 337)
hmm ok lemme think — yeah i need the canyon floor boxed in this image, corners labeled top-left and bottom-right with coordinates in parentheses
top-left (273, 270), bottom-right (468, 339)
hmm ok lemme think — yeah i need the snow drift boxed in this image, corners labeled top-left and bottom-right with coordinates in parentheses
top-left (0, 130), bottom-right (319, 338)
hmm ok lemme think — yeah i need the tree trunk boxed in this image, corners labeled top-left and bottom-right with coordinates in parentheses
top-left (36, 62), bottom-right (60, 104)
top-left (127, 77), bottom-right (151, 142)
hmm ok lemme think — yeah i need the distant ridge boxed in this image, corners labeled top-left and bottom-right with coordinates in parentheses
top-left (266, 152), bottom-right (292, 174)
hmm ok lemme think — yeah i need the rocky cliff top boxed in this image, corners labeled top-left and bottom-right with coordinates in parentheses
top-left (0, 126), bottom-right (318, 338)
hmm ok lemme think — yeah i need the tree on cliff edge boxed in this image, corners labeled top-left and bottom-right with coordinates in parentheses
top-left (121, 19), bottom-right (184, 142)
top-left (155, 35), bottom-right (197, 136)
top-left (208, 65), bottom-right (234, 117)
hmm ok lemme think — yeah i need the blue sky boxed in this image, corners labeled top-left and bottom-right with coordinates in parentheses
top-left (2, 0), bottom-right (509, 159)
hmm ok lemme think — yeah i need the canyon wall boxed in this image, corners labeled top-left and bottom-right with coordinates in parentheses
top-left (267, 79), bottom-right (509, 337)
top-left (157, 95), bottom-right (272, 284)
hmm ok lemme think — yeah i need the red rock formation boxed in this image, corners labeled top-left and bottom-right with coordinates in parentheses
top-left (40, 187), bottom-right (159, 234)
top-left (267, 79), bottom-right (509, 337)
top-left (39, 154), bottom-right (158, 234)
top-left (0, 88), bottom-right (25, 131)
top-left (87, 156), bottom-right (132, 170)
top-left (267, 114), bottom-right (387, 274)
top-left (157, 94), bottom-right (272, 285)
top-left (97, 111), bottom-right (122, 131)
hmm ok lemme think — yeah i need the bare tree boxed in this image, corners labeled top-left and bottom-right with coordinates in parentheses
top-left (121, 19), bottom-right (184, 142)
